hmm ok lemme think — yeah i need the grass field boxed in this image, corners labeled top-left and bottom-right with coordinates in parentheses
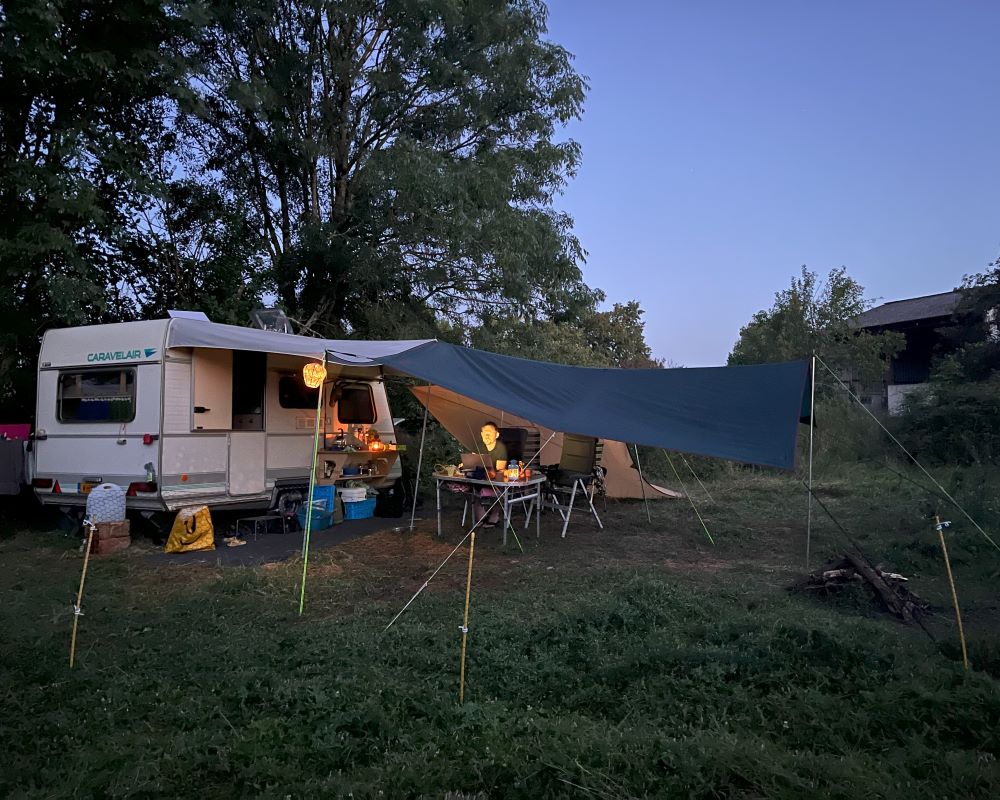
top-left (2, 467), bottom-right (1000, 798)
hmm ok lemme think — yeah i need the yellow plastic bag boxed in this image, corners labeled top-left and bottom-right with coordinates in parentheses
top-left (164, 505), bottom-right (215, 553)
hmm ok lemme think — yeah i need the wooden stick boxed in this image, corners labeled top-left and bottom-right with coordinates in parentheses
top-left (935, 516), bottom-right (969, 671)
top-left (459, 530), bottom-right (476, 704)
top-left (843, 551), bottom-right (914, 622)
top-left (69, 521), bottom-right (96, 668)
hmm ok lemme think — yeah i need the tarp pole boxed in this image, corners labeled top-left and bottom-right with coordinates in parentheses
top-left (409, 383), bottom-right (431, 532)
top-left (298, 355), bottom-right (326, 616)
top-left (632, 444), bottom-right (651, 524)
top-left (806, 353), bottom-right (816, 569)
top-left (458, 530), bottom-right (476, 703)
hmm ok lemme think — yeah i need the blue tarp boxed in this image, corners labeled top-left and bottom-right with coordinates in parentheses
top-left (374, 341), bottom-right (811, 470)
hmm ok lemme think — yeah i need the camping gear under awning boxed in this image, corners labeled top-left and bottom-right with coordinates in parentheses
top-left (376, 342), bottom-right (810, 470)
top-left (410, 384), bottom-right (680, 499)
top-left (165, 316), bottom-right (810, 470)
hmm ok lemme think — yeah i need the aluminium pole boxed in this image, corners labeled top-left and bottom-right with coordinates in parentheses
top-left (806, 353), bottom-right (816, 570)
top-left (633, 444), bottom-right (651, 524)
top-left (409, 383), bottom-right (431, 532)
top-left (298, 355), bottom-right (327, 616)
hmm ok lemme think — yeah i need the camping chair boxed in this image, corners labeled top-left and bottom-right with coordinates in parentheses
top-left (499, 426), bottom-right (542, 466)
top-left (544, 433), bottom-right (604, 538)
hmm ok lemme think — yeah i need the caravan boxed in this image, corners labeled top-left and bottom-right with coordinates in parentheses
top-left (32, 315), bottom-right (419, 516)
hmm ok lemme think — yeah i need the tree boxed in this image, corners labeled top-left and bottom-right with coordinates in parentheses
top-left (120, 142), bottom-right (270, 325)
top-left (179, 0), bottom-right (595, 338)
top-left (470, 300), bottom-right (660, 368)
top-left (896, 261), bottom-right (1000, 464)
top-left (0, 0), bottom-right (185, 415)
top-left (728, 266), bottom-right (903, 384)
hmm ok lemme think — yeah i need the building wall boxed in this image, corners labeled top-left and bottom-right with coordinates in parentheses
top-left (888, 383), bottom-right (927, 416)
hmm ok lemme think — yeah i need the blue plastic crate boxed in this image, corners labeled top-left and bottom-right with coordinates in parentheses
top-left (309, 485), bottom-right (336, 510)
top-left (297, 506), bottom-right (335, 530)
top-left (343, 497), bottom-right (376, 520)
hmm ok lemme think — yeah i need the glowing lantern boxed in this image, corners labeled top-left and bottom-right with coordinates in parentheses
top-left (505, 463), bottom-right (521, 482)
top-left (302, 362), bottom-right (327, 388)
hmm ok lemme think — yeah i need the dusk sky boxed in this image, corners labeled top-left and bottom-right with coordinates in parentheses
top-left (545, 1), bottom-right (1000, 366)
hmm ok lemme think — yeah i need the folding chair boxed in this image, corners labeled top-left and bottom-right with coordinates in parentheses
top-left (545, 433), bottom-right (604, 538)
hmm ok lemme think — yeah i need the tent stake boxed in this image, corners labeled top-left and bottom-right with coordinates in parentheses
top-left (934, 516), bottom-right (969, 671)
top-left (409, 384), bottom-right (431, 532)
top-left (298, 355), bottom-right (326, 616)
top-left (806, 353), bottom-right (816, 570)
top-left (632, 444), bottom-right (651, 524)
top-left (458, 530), bottom-right (477, 703)
top-left (69, 519), bottom-right (96, 668)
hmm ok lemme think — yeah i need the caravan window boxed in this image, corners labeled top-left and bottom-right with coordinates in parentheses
top-left (335, 384), bottom-right (376, 424)
top-left (58, 369), bottom-right (136, 423)
top-left (278, 374), bottom-right (319, 409)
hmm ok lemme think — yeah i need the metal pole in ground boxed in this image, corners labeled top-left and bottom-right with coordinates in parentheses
top-left (409, 384), bottom-right (431, 532)
top-left (298, 356), bottom-right (327, 616)
top-left (633, 444), bottom-right (651, 523)
top-left (806, 353), bottom-right (817, 570)
top-left (458, 530), bottom-right (477, 703)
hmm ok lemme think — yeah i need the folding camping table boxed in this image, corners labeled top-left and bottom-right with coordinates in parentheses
top-left (432, 473), bottom-right (546, 545)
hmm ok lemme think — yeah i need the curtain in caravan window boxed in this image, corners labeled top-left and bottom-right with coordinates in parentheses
top-left (58, 369), bottom-right (136, 422)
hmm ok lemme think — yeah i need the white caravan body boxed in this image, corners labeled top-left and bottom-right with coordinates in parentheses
top-left (33, 319), bottom-right (408, 513)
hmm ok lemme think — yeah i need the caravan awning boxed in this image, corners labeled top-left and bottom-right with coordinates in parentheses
top-left (165, 317), bottom-right (810, 470)
top-left (165, 317), bottom-right (431, 363)
top-left (373, 342), bottom-right (810, 471)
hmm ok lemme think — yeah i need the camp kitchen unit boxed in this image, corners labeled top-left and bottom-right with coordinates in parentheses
top-left (32, 316), bottom-right (421, 514)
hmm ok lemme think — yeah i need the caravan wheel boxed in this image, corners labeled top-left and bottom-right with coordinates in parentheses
top-left (274, 489), bottom-right (304, 517)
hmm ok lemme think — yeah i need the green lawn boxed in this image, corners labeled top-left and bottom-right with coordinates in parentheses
top-left (2, 469), bottom-right (999, 798)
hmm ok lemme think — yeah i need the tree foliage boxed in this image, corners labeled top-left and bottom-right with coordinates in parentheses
top-left (0, 0), bottom-right (661, 420)
top-left (728, 266), bottom-right (903, 385)
top-left (179, 0), bottom-right (594, 336)
top-left (0, 0), bottom-right (184, 414)
top-left (471, 301), bottom-right (660, 368)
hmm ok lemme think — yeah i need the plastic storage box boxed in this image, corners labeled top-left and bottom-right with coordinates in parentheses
top-left (297, 505), bottom-right (335, 530)
top-left (296, 485), bottom-right (337, 530)
top-left (310, 485), bottom-right (336, 509)
top-left (343, 497), bottom-right (376, 520)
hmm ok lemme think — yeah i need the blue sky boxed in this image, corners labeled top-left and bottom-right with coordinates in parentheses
top-left (544, 0), bottom-right (1000, 365)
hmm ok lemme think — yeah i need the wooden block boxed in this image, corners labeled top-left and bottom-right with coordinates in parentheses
top-left (93, 535), bottom-right (130, 555)
top-left (96, 520), bottom-right (130, 539)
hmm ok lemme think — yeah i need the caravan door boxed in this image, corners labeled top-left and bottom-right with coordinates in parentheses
top-left (228, 433), bottom-right (266, 495)
top-left (228, 351), bottom-right (267, 496)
